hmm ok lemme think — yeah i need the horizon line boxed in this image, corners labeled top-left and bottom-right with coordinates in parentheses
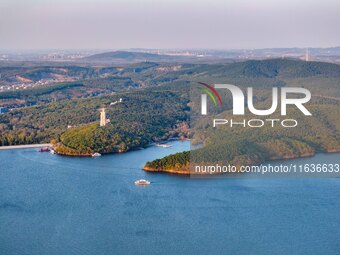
top-left (1, 46), bottom-right (340, 52)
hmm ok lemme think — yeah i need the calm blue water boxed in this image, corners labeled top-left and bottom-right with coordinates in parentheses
top-left (0, 141), bottom-right (340, 255)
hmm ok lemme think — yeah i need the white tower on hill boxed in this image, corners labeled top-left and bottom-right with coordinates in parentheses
top-left (100, 108), bottom-right (106, 127)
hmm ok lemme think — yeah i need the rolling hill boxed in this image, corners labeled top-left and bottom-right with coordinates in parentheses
top-left (83, 50), bottom-right (180, 63)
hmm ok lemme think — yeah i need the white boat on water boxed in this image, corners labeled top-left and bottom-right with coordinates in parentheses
top-left (134, 179), bottom-right (151, 185)
top-left (155, 143), bottom-right (172, 148)
top-left (50, 149), bottom-right (55, 154)
top-left (92, 152), bottom-right (102, 157)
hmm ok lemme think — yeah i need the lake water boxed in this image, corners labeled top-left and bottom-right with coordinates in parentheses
top-left (0, 141), bottom-right (339, 255)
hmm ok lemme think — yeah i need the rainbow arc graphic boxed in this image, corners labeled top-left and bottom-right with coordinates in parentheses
top-left (198, 82), bottom-right (222, 107)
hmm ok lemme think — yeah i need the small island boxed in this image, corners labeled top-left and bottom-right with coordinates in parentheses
top-left (144, 151), bottom-right (190, 174)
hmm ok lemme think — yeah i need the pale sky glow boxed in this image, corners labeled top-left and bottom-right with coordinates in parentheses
top-left (0, 0), bottom-right (339, 50)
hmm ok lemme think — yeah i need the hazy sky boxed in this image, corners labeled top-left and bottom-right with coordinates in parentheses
top-left (0, 0), bottom-right (339, 50)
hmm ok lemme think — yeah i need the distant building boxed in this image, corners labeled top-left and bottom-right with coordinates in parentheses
top-left (0, 107), bottom-right (9, 114)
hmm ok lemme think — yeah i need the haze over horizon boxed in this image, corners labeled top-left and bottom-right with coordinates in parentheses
top-left (1, 0), bottom-right (339, 50)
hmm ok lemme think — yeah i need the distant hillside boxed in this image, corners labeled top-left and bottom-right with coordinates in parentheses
top-left (190, 59), bottom-right (340, 79)
top-left (234, 59), bottom-right (340, 78)
top-left (83, 51), bottom-right (179, 62)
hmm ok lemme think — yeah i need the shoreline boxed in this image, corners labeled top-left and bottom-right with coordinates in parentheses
top-left (1, 142), bottom-right (338, 176)
top-left (0, 137), bottom-right (187, 156)
top-left (143, 149), bottom-right (340, 175)
top-left (52, 137), bottom-right (189, 157)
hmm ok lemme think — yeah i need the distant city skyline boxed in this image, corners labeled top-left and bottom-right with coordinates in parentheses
top-left (1, 0), bottom-right (339, 50)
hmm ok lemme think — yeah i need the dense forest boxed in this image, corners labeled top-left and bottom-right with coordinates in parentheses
top-left (54, 123), bottom-right (148, 156)
top-left (0, 82), bottom-right (190, 148)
